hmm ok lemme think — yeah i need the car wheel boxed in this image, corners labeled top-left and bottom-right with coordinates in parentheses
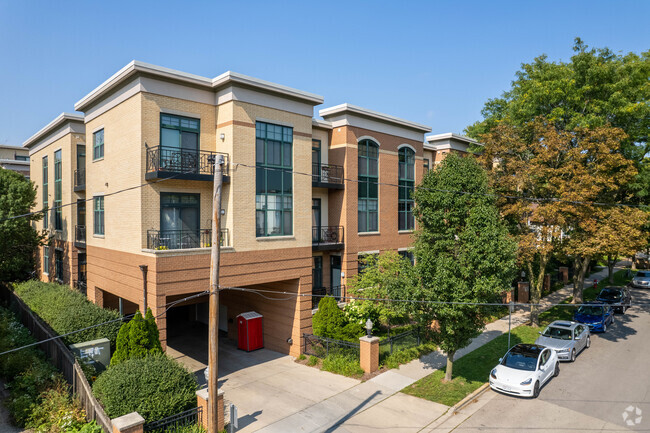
top-left (570, 349), bottom-right (576, 362)
top-left (554, 362), bottom-right (560, 377)
top-left (533, 381), bottom-right (540, 398)
top-left (603, 322), bottom-right (607, 332)
top-left (586, 336), bottom-right (591, 348)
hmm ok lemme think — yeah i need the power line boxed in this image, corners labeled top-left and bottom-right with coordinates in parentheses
top-left (0, 290), bottom-right (208, 357)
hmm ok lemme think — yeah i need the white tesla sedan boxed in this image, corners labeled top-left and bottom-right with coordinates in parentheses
top-left (489, 343), bottom-right (559, 398)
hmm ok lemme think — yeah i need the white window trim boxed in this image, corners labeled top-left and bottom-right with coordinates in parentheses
top-left (357, 136), bottom-right (381, 147)
top-left (397, 143), bottom-right (417, 153)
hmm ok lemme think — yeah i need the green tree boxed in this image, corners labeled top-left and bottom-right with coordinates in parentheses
top-left (110, 320), bottom-right (132, 365)
top-left (346, 251), bottom-right (415, 330)
top-left (144, 308), bottom-right (163, 354)
top-left (0, 169), bottom-right (47, 282)
top-left (413, 154), bottom-right (517, 381)
top-left (111, 309), bottom-right (163, 365)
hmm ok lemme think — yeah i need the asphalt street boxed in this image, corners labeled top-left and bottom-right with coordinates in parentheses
top-left (450, 287), bottom-right (650, 433)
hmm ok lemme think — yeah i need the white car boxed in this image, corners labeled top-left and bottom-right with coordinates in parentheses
top-left (489, 343), bottom-right (559, 398)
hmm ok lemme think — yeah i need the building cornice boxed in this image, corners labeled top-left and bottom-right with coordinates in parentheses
top-left (319, 103), bottom-right (431, 133)
top-left (23, 113), bottom-right (84, 149)
top-left (425, 132), bottom-right (481, 146)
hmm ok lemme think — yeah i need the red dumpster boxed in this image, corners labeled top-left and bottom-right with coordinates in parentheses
top-left (237, 311), bottom-right (264, 352)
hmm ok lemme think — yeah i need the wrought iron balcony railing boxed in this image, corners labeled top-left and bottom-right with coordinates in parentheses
top-left (312, 226), bottom-right (344, 250)
top-left (145, 145), bottom-right (230, 181)
top-left (312, 163), bottom-right (344, 187)
top-left (74, 168), bottom-right (85, 190)
top-left (75, 225), bottom-right (86, 247)
top-left (147, 228), bottom-right (230, 250)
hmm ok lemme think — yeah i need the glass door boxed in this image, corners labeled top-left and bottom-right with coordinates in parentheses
top-left (330, 255), bottom-right (342, 299)
top-left (312, 256), bottom-right (323, 308)
top-left (312, 199), bottom-right (321, 242)
top-left (312, 139), bottom-right (321, 181)
top-left (161, 193), bottom-right (200, 248)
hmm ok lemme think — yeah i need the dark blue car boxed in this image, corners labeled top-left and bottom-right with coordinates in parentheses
top-left (573, 302), bottom-right (614, 332)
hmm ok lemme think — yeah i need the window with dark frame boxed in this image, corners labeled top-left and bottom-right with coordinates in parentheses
top-left (43, 246), bottom-right (49, 274)
top-left (255, 121), bottom-right (293, 237)
top-left (42, 156), bottom-right (48, 229)
top-left (357, 253), bottom-right (378, 275)
top-left (93, 129), bottom-right (104, 160)
top-left (93, 196), bottom-right (104, 235)
top-left (160, 114), bottom-right (200, 149)
top-left (398, 250), bottom-right (415, 266)
top-left (55, 249), bottom-right (63, 281)
top-left (358, 139), bottom-right (379, 233)
top-left (54, 150), bottom-right (62, 230)
top-left (423, 158), bottom-right (430, 173)
top-left (398, 147), bottom-right (415, 231)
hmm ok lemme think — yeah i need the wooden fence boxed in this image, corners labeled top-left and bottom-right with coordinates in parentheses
top-left (0, 284), bottom-right (112, 433)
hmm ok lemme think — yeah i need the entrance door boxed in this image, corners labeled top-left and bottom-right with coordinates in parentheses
top-left (312, 199), bottom-right (321, 242)
top-left (312, 257), bottom-right (324, 309)
top-left (330, 255), bottom-right (341, 299)
top-left (161, 193), bottom-right (200, 248)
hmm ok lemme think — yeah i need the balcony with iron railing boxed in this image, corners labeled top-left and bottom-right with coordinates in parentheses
top-left (147, 228), bottom-right (230, 250)
top-left (74, 168), bottom-right (85, 191)
top-left (74, 225), bottom-right (86, 248)
top-left (312, 163), bottom-right (344, 189)
top-left (312, 226), bottom-right (344, 251)
top-left (145, 146), bottom-right (230, 182)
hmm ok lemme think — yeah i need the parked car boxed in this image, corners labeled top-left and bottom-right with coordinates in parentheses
top-left (631, 271), bottom-right (650, 289)
top-left (595, 287), bottom-right (632, 313)
top-left (489, 343), bottom-right (559, 398)
top-left (573, 302), bottom-right (614, 332)
top-left (534, 321), bottom-right (590, 362)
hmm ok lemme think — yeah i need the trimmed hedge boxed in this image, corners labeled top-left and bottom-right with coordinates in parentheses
top-left (13, 280), bottom-right (121, 348)
top-left (92, 354), bottom-right (198, 422)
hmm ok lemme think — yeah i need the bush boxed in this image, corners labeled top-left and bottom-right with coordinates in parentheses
top-left (5, 359), bottom-right (61, 426)
top-left (93, 354), bottom-right (198, 422)
top-left (111, 309), bottom-right (163, 366)
top-left (13, 280), bottom-right (121, 348)
top-left (380, 342), bottom-right (437, 369)
top-left (307, 355), bottom-right (319, 366)
top-left (26, 381), bottom-right (87, 433)
top-left (312, 297), bottom-right (364, 341)
top-left (321, 353), bottom-right (364, 378)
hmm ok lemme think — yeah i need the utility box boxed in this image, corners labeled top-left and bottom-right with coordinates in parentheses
top-left (237, 311), bottom-right (263, 352)
top-left (69, 337), bottom-right (110, 373)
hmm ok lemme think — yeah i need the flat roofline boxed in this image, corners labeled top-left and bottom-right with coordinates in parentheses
top-left (23, 112), bottom-right (84, 148)
top-left (319, 103), bottom-right (431, 133)
top-left (426, 132), bottom-right (481, 145)
top-left (0, 144), bottom-right (28, 151)
top-left (0, 159), bottom-right (30, 166)
top-left (74, 60), bottom-right (324, 112)
top-left (312, 118), bottom-right (332, 129)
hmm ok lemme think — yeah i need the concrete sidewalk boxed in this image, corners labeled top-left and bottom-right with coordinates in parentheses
top-left (257, 264), bottom-right (623, 432)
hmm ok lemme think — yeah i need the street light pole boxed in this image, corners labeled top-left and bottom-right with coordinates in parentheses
top-left (208, 155), bottom-right (224, 433)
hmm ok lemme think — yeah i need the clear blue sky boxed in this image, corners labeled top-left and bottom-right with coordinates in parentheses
top-left (1, 0), bottom-right (648, 147)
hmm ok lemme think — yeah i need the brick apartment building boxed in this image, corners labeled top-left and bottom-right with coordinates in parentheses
top-left (0, 143), bottom-right (30, 178)
top-left (23, 61), bottom-right (476, 356)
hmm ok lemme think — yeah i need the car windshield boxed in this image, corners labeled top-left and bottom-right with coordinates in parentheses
top-left (501, 351), bottom-right (538, 371)
top-left (599, 289), bottom-right (622, 300)
top-left (636, 272), bottom-right (649, 278)
top-left (542, 326), bottom-right (573, 340)
top-left (577, 306), bottom-right (603, 316)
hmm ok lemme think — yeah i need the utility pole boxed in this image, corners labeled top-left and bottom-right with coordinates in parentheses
top-left (208, 155), bottom-right (224, 433)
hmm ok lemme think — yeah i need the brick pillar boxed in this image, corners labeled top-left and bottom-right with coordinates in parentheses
top-left (559, 267), bottom-right (569, 284)
top-left (89, 286), bottom-right (104, 308)
top-left (196, 388), bottom-right (225, 432)
top-left (359, 336), bottom-right (379, 374)
top-left (517, 282), bottom-right (530, 304)
top-left (111, 412), bottom-right (144, 433)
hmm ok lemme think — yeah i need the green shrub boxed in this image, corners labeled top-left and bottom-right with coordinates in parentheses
top-left (312, 297), bottom-right (345, 339)
top-left (321, 353), bottom-right (364, 378)
top-left (6, 360), bottom-right (61, 426)
top-left (296, 354), bottom-right (306, 361)
top-left (12, 280), bottom-right (121, 348)
top-left (307, 355), bottom-right (319, 366)
top-left (26, 381), bottom-right (87, 433)
top-left (145, 308), bottom-right (163, 354)
top-left (111, 308), bottom-right (163, 366)
top-left (67, 421), bottom-right (104, 433)
top-left (381, 342), bottom-right (437, 369)
top-left (93, 354), bottom-right (198, 422)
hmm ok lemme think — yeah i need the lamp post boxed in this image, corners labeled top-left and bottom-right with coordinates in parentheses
top-left (365, 319), bottom-right (373, 338)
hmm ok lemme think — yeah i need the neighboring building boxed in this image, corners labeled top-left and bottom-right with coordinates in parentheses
top-left (0, 144), bottom-right (30, 178)
top-left (424, 133), bottom-right (480, 166)
top-left (23, 61), bottom-right (474, 356)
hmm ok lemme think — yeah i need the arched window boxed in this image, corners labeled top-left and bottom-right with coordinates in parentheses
top-left (358, 139), bottom-right (379, 232)
top-left (398, 147), bottom-right (415, 230)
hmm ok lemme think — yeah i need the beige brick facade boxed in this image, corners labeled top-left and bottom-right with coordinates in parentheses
top-left (23, 62), bottom-right (472, 357)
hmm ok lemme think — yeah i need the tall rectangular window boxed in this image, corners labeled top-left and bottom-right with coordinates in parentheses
top-left (358, 140), bottom-right (379, 232)
top-left (43, 246), bottom-right (49, 274)
top-left (93, 129), bottom-right (104, 160)
top-left (398, 147), bottom-right (415, 231)
top-left (399, 250), bottom-right (415, 266)
top-left (55, 249), bottom-right (63, 281)
top-left (93, 196), bottom-right (104, 235)
top-left (42, 156), bottom-right (48, 229)
top-left (255, 121), bottom-right (293, 237)
top-left (54, 150), bottom-right (62, 230)
top-left (423, 158), bottom-right (429, 173)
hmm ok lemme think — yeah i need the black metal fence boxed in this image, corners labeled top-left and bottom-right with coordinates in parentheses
top-left (312, 163), bottom-right (344, 185)
top-left (378, 328), bottom-right (421, 358)
top-left (303, 333), bottom-right (360, 359)
top-left (75, 225), bottom-right (86, 246)
top-left (147, 228), bottom-right (229, 250)
top-left (146, 145), bottom-right (229, 177)
top-left (143, 407), bottom-right (202, 433)
top-left (312, 226), bottom-right (344, 246)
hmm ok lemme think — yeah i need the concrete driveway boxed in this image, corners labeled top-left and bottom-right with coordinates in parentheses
top-left (431, 287), bottom-right (650, 433)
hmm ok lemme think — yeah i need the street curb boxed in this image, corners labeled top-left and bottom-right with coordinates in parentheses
top-left (451, 382), bottom-right (491, 414)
